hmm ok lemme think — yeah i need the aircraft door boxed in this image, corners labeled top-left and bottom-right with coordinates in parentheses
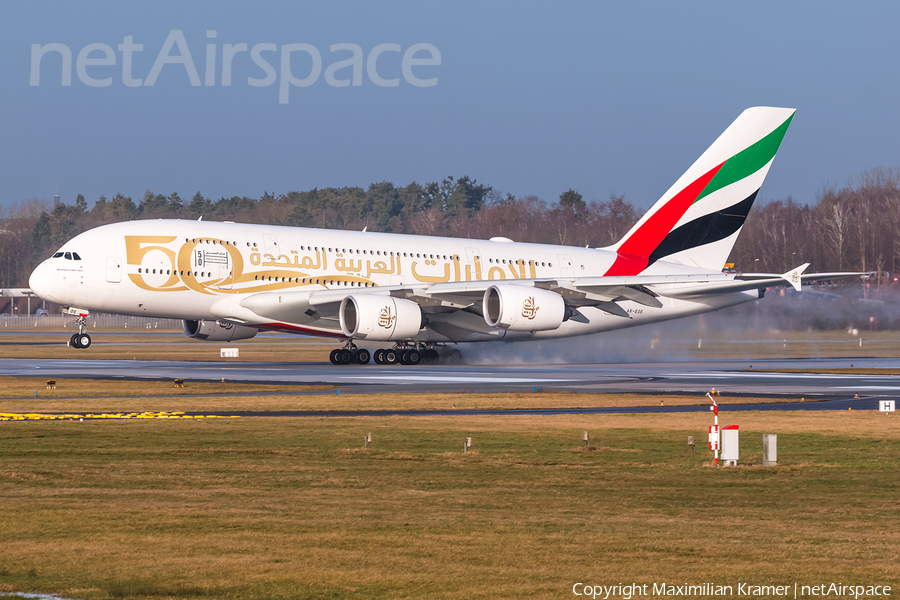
top-left (465, 247), bottom-right (483, 281)
top-left (263, 234), bottom-right (279, 256)
top-left (193, 246), bottom-right (232, 289)
top-left (106, 257), bottom-right (122, 283)
top-left (557, 254), bottom-right (575, 278)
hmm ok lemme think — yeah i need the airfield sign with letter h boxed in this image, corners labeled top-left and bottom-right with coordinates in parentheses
top-left (880, 400), bottom-right (895, 413)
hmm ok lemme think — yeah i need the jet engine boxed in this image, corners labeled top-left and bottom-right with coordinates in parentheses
top-left (340, 295), bottom-right (423, 341)
top-left (182, 319), bottom-right (259, 341)
top-left (483, 285), bottom-right (566, 332)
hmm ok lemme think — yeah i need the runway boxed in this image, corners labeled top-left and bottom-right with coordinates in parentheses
top-left (1, 357), bottom-right (899, 399)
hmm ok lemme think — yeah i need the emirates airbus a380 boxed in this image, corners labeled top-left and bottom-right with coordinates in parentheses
top-left (28, 107), bottom-right (856, 365)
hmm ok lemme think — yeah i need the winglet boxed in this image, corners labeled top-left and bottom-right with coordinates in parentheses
top-left (782, 263), bottom-right (810, 292)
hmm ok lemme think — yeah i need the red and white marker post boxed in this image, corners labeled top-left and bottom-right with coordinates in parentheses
top-left (707, 390), bottom-right (719, 466)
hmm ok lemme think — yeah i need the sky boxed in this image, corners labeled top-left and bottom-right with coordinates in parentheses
top-left (3, 1), bottom-right (900, 212)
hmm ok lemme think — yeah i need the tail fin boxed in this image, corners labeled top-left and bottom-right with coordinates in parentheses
top-left (605, 106), bottom-right (795, 275)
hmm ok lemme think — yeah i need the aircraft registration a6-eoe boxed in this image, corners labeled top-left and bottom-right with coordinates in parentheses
top-left (29, 107), bottom-right (857, 365)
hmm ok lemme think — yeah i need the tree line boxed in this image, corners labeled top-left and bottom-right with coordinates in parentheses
top-left (2, 168), bottom-right (899, 288)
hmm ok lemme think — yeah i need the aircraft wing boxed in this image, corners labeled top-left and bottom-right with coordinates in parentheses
top-left (659, 266), bottom-right (869, 298)
top-left (211, 267), bottom-right (868, 338)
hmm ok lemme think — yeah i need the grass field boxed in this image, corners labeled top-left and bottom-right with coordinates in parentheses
top-left (1, 328), bottom-right (898, 598)
top-left (3, 328), bottom-right (900, 362)
top-left (1, 376), bottom-right (816, 415)
top-left (1, 404), bottom-right (898, 599)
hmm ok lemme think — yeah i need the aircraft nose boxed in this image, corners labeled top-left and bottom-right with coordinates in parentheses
top-left (29, 261), bottom-right (56, 302)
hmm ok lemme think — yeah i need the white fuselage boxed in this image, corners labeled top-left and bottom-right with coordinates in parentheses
top-left (29, 219), bottom-right (758, 342)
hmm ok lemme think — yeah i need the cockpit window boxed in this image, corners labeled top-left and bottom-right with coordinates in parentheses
top-left (72, 252), bottom-right (82, 260)
top-left (53, 252), bottom-right (63, 258)
top-left (64, 252), bottom-right (72, 260)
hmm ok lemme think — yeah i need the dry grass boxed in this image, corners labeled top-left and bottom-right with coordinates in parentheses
top-left (4, 329), bottom-right (900, 362)
top-left (0, 331), bottom-right (334, 362)
top-left (0, 410), bottom-right (898, 599)
top-left (2, 376), bottom-right (805, 414)
top-left (0, 377), bottom-right (330, 399)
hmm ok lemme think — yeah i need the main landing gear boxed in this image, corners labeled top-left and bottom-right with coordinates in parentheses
top-left (329, 343), bottom-right (462, 366)
top-left (329, 343), bottom-right (371, 365)
top-left (68, 315), bottom-right (92, 349)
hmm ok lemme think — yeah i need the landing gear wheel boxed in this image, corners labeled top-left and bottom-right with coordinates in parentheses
top-left (383, 349), bottom-right (399, 365)
top-left (70, 334), bottom-right (80, 348)
top-left (446, 349), bottom-right (462, 364)
top-left (76, 334), bottom-right (92, 349)
top-left (338, 349), bottom-right (353, 365)
top-left (422, 349), bottom-right (439, 364)
top-left (355, 349), bottom-right (371, 365)
top-left (402, 349), bottom-right (421, 365)
top-left (329, 349), bottom-right (341, 365)
top-left (373, 349), bottom-right (386, 364)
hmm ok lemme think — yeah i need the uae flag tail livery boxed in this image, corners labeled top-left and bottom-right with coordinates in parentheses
top-left (604, 107), bottom-right (795, 276)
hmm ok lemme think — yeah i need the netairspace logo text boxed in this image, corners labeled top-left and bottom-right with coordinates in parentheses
top-left (572, 582), bottom-right (893, 600)
top-left (29, 30), bottom-right (441, 104)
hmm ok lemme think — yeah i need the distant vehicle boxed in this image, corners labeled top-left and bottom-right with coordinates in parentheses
top-left (35, 308), bottom-right (49, 316)
top-left (0, 313), bottom-right (11, 317)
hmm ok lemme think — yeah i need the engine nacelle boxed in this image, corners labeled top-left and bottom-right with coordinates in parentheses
top-left (183, 319), bottom-right (259, 341)
top-left (483, 285), bottom-right (566, 332)
top-left (340, 295), bottom-right (423, 341)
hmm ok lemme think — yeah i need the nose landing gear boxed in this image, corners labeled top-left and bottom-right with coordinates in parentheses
top-left (68, 314), bottom-right (92, 349)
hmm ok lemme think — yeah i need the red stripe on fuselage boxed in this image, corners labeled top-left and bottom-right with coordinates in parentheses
top-left (256, 322), bottom-right (347, 338)
top-left (605, 162), bottom-right (724, 276)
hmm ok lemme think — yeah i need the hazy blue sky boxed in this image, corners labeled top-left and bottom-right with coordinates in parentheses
top-left (3, 1), bottom-right (900, 212)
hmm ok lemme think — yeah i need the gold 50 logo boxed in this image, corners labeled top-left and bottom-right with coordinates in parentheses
top-left (124, 235), bottom-right (246, 295)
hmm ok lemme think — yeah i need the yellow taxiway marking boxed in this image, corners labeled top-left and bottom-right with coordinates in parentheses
top-left (0, 411), bottom-right (240, 421)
